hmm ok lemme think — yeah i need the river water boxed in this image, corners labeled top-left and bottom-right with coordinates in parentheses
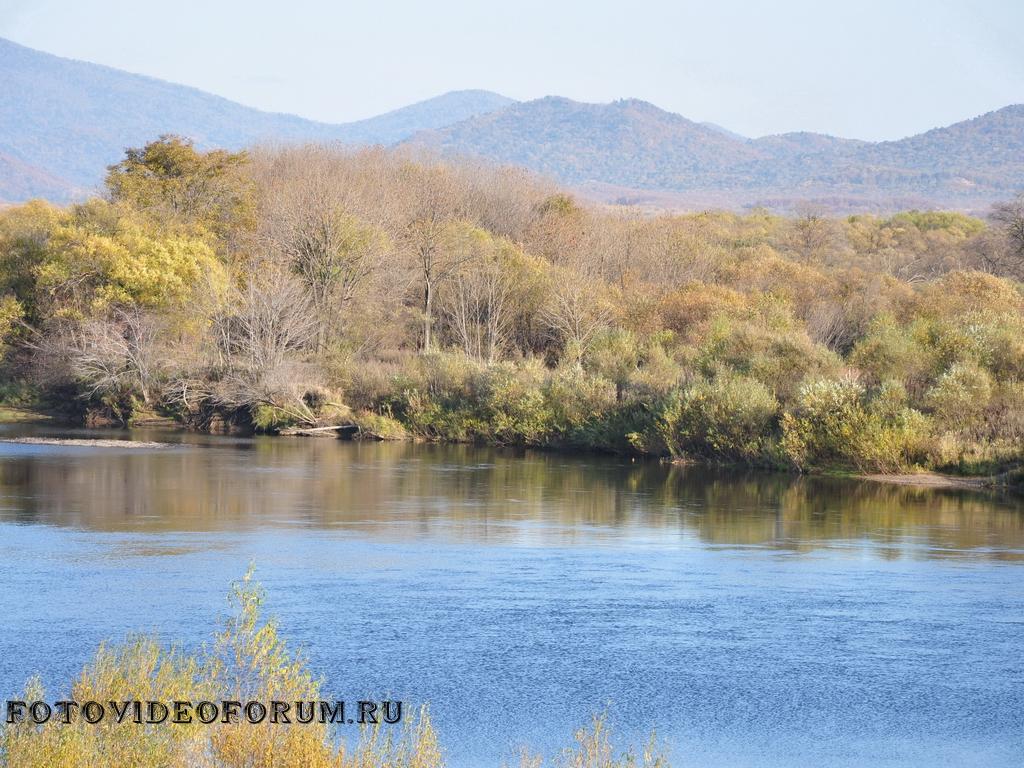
top-left (0, 425), bottom-right (1021, 766)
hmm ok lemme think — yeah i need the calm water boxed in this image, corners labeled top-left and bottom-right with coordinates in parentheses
top-left (0, 424), bottom-right (1022, 767)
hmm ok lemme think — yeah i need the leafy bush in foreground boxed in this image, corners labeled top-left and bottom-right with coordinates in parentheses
top-left (0, 572), bottom-right (667, 768)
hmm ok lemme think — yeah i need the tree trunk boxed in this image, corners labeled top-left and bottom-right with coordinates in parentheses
top-left (423, 281), bottom-right (433, 352)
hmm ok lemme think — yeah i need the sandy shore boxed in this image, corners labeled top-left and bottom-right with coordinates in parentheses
top-left (0, 437), bottom-right (172, 449)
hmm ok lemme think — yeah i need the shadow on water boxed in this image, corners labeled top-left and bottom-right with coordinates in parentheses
top-left (0, 423), bottom-right (1021, 561)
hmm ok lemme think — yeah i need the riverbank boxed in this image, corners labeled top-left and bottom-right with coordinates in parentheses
top-left (3, 140), bottom-right (1024, 513)
top-left (0, 406), bottom-right (54, 423)
top-left (3, 403), bottom-right (1019, 495)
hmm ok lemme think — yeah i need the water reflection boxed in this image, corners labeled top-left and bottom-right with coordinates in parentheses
top-left (0, 426), bottom-right (1021, 560)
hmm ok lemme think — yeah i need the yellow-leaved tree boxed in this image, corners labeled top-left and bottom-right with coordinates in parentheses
top-left (105, 134), bottom-right (256, 245)
top-left (35, 202), bottom-right (227, 319)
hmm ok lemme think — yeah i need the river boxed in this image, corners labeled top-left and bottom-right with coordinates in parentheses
top-left (0, 425), bottom-right (1021, 766)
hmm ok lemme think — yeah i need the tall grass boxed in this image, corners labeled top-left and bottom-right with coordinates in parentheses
top-left (0, 570), bottom-right (668, 768)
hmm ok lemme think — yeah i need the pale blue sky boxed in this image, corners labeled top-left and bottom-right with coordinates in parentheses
top-left (1, 0), bottom-right (1021, 140)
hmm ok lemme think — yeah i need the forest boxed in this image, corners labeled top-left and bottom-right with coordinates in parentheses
top-left (1, 136), bottom-right (1023, 478)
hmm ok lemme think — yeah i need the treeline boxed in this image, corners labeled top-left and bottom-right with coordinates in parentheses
top-left (1, 136), bottom-right (1023, 475)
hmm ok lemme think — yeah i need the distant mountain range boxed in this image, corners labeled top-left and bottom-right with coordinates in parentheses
top-left (406, 97), bottom-right (1024, 212)
top-left (0, 37), bottom-right (512, 202)
top-left (1, 36), bottom-right (1022, 213)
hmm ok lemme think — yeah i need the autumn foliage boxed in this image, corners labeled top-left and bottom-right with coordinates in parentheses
top-left (1, 137), bottom-right (1022, 475)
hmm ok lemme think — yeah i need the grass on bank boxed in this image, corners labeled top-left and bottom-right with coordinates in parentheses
top-left (0, 406), bottom-right (51, 423)
top-left (0, 570), bottom-right (668, 768)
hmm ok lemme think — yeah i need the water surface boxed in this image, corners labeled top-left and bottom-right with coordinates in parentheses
top-left (1, 424), bottom-right (1022, 766)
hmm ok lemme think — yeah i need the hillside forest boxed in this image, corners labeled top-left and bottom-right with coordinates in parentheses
top-left (2, 137), bottom-right (1024, 477)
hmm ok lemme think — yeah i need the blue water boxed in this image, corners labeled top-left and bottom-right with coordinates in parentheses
top-left (0, 428), bottom-right (1022, 766)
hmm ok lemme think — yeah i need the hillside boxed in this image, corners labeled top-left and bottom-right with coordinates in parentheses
top-left (756, 105), bottom-right (1024, 206)
top-left (0, 37), bottom-right (512, 201)
top-left (0, 151), bottom-right (76, 202)
top-left (337, 90), bottom-right (515, 145)
top-left (750, 132), bottom-right (868, 160)
top-left (409, 99), bottom-right (1024, 212)
top-left (859, 105), bottom-right (1024, 173)
top-left (410, 97), bottom-right (767, 190)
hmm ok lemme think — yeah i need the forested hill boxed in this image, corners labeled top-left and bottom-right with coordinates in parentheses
top-left (409, 97), bottom-right (766, 188)
top-left (407, 99), bottom-right (1024, 213)
top-left (0, 36), bottom-right (512, 202)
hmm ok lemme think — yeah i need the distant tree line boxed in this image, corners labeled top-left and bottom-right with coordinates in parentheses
top-left (1, 135), bottom-right (1023, 476)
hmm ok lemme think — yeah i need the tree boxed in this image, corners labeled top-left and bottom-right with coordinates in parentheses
top-left (170, 267), bottom-right (325, 426)
top-left (106, 135), bottom-right (255, 241)
top-left (396, 165), bottom-right (472, 352)
top-left (66, 306), bottom-right (166, 406)
top-left (439, 230), bottom-right (533, 362)
top-left (989, 193), bottom-right (1024, 275)
top-left (540, 270), bottom-right (612, 366)
top-left (0, 200), bottom-right (65, 323)
top-left (35, 203), bottom-right (227, 317)
top-left (788, 206), bottom-right (836, 264)
top-left (0, 296), bottom-right (24, 357)
top-left (263, 186), bottom-right (388, 351)
top-left (525, 193), bottom-right (587, 266)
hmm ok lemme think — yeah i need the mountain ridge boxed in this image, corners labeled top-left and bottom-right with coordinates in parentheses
top-left (1, 36), bottom-right (1022, 213)
top-left (407, 99), bottom-right (1024, 212)
top-left (0, 36), bottom-right (513, 201)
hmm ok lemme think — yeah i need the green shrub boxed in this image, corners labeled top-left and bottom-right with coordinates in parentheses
top-left (656, 373), bottom-right (779, 462)
top-left (782, 376), bottom-right (931, 472)
top-left (855, 407), bottom-right (931, 474)
top-left (781, 377), bottom-right (868, 470)
top-left (572, 399), bottom-right (658, 454)
top-left (696, 315), bottom-right (841, 402)
top-left (926, 363), bottom-right (993, 432)
top-left (542, 367), bottom-right (617, 440)
top-left (350, 409), bottom-right (408, 440)
top-left (585, 328), bottom-right (641, 401)
top-left (481, 364), bottom-right (553, 445)
top-left (251, 403), bottom-right (304, 432)
top-left (850, 314), bottom-right (936, 396)
top-left (397, 389), bottom-right (475, 441)
top-left (378, 353), bottom-right (483, 441)
top-left (0, 377), bottom-right (40, 407)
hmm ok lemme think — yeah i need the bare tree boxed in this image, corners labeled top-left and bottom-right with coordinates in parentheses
top-left (540, 273), bottom-right (612, 365)
top-left (169, 269), bottom-right (325, 425)
top-left (395, 166), bottom-right (475, 352)
top-left (451, 161), bottom-right (553, 241)
top-left (440, 249), bottom-right (517, 363)
top-left (255, 149), bottom-right (391, 351)
top-left (989, 192), bottom-right (1024, 276)
top-left (64, 307), bottom-right (166, 404)
top-left (788, 205), bottom-right (836, 264)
